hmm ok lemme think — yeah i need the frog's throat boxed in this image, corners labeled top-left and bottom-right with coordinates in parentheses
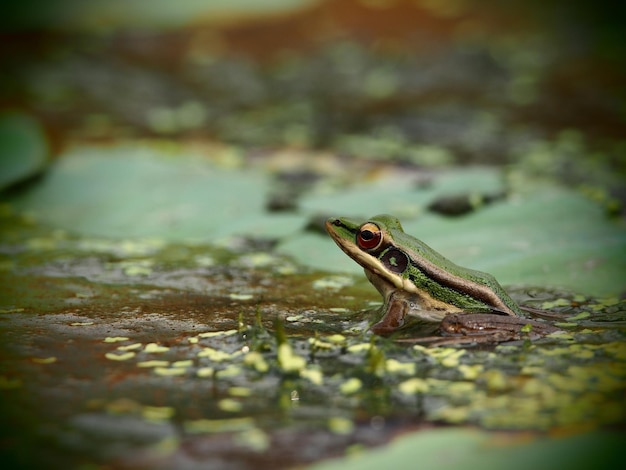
top-left (330, 234), bottom-right (518, 317)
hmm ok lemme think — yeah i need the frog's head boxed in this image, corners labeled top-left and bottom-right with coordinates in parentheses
top-left (325, 214), bottom-right (403, 254)
top-left (325, 214), bottom-right (410, 291)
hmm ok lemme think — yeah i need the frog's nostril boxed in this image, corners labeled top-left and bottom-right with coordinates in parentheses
top-left (332, 218), bottom-right (341, 226)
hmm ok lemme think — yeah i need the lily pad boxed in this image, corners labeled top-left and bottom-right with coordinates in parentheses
top-left (7, 145), bottom-right (302, 241)
top-left (312, 428), bottom-right (623, 470)
top-left (0, 112), bottom-right (48, 190)
top-left (299, 166), bottom-right (506, 217)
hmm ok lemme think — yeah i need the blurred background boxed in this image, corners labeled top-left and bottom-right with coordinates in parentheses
top-left (2, 0), bottom-right (625, 178)
top-left (1, 2), bottom-right (626, 469)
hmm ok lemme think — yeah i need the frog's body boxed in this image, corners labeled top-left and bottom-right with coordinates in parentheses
top-left (325, 214), bottom-right (550, 340)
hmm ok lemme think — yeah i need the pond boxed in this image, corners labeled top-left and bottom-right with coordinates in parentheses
top-left (1, 1), bottom-right (625, 468)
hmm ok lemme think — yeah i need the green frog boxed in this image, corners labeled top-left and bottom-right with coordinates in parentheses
top-left (325, 214), bottom-right (558, 343)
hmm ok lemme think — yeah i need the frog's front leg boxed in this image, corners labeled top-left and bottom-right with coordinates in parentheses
top-left (369, 291), bottom-right (408, 335)
top-left (370, 290), bottom-right (445, 336)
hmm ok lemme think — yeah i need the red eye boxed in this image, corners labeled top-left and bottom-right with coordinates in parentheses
top-left (357, 223), bottom-right (383, 251)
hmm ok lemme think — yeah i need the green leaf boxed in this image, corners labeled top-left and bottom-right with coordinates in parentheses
top-left (0, 112), bottom-right (48, 191)
top-left (311, 428), bottom-right (622, 470)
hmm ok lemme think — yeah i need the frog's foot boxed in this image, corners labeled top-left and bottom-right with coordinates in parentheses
top-left (396, 313), bottom-right (560, 346)
top-left (441, 313), bottom-right (559, 339)
top-left (397, 333), bottom-right (513, 347)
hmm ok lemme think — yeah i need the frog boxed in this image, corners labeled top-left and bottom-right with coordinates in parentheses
top-left (325, 214), bottom-right (558, 344)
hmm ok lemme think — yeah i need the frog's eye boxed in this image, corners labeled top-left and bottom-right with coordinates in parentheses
top-left (357, 223), bottom-right (383, 251)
